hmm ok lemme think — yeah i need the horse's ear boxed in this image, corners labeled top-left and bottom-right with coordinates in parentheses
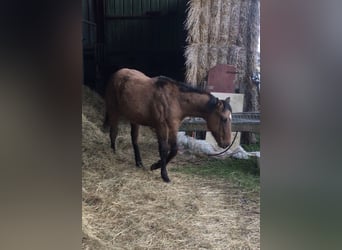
top-left (225, 97), bottom-right (230, 104)
top-left (216, 98), bottom-right (224, 110)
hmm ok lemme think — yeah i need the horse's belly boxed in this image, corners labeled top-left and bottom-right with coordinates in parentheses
top-left (119, 100), bottom-right (154, 126)
top-left (115, 79), bottom-right (163, 127)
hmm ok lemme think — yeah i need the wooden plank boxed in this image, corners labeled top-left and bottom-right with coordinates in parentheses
top-left (132, 0), bottom-right (142, 15)
top-left (123, 0), bottom-right (132, 16)
top-left (207, 64), bottom-right (237, 93)
top-left (179, 113), bottom-right (260, 133)
top-left (88, 0), bottom-right (95, 21)
top-left (105, 0), bottom-right (114, 16)
top-left (150, 0), bottom-right (159, 11)
top-left (232, 124), bottom-right (260, 133)
top-left (179, 122), bottom-right (260, 133)
top-left (114, 0), bottom-right (124, 16)
top-left (159, 0), bottom-right (168, 13)
top-left (82, 0), bottom-right (89, 19)
top-left (141, 0), bottom-right (150, 14)
top-left (167, 0), bottom-right (177, 13)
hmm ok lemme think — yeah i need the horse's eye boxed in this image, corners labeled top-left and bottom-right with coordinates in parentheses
top-left (222, 117), bottom-right (228, 123)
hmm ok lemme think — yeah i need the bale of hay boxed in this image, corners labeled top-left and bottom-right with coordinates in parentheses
top-left (217, 46), bottom-right (229, 64)
top-left (185, 0), bottom-right (201, 44)
top-left (197, 44), bottom-right (208, 86)
top-left (199, 0), bottom-right (210, 44)
top-left (208, 0), bottom-right (221, 45)
top-left (184, 43), bottom-right (199, 85)
top-left (228, 0), bottom-right (241, 45)
top-left (218, 0), bottom-right (232, 45)
top-left (208, 45), bottom-right (218, 70)
top-left (184, 0), bottom-right (260, 113)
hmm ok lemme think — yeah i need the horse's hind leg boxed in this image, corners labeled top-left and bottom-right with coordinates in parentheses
top-left (109, 115), bottom-right (119, 153)
top-left (131, 123), bottom-right (144, 168)
top-left (110, 126), bottom-right (118, 152)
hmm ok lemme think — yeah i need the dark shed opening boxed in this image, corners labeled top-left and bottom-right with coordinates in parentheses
top-left (83, 0), bottom-right (188, 95)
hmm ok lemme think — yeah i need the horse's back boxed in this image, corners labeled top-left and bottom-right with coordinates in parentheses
top-left (106, 68), bottom-right (157, 125)
top-left (114, 68), bottom-right (149, 82)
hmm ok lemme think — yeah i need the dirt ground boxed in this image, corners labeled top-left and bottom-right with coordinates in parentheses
top-left (82, 86), bottom-right (260, 249)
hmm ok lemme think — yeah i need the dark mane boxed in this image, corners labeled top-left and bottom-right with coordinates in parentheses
top-left (155, 76), bottom-right (231, 112)
top-left (156, 76), bottom-right (208, 95)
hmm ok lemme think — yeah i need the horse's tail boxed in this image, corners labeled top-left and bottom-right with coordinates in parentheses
top-left (103, 69), bottom-right (119, 132)
top-left (103, 75), bottom-right (112, 131)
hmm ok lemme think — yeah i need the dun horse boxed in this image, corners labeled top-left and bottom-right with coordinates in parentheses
top-left (105, 68), bottom-right (232, 182)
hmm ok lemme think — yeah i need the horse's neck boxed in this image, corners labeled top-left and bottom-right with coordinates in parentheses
top-left (179, 92), bottom-right (211, 119)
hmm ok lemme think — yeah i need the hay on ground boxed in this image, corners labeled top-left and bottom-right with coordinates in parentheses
top-left (82, 86), bottom-right (260, 249)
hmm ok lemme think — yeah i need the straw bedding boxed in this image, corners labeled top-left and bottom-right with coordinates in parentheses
top-left (82, 86), bottom-right (259, 249)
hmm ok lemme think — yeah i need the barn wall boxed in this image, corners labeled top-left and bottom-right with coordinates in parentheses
top-left (82, 0), bottom-right (97, 86)
top-left (104, 0), bottom-right (187, 80)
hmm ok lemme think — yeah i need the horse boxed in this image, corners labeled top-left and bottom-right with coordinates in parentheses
top-left (104, 68), bottom-right (232, 182)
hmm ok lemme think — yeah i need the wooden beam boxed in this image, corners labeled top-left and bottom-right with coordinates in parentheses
top-left (179, 113), bottom-right (260, 133)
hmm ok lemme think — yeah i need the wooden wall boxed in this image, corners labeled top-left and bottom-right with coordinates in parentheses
top-left (82, 0), bottom-right (97, 86)
top-left (104, 0), bottom-right (187, 80)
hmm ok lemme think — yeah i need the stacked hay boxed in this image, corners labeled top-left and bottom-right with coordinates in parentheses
top-left (185, 0), bottom-right (260, 112)
top-left (82, 86), bottom-right (260, 249)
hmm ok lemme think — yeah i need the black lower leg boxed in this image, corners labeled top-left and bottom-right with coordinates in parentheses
top-left (131, 124), bottom-right (144, 168)
top-left (110, 126), bottom-right (118, 153)
top-left (167, 142), bottom-right (178, 163)
top-left (158, 140), bottom-right (170, 182)
top-left (151, 142), bottom-right (178, 170)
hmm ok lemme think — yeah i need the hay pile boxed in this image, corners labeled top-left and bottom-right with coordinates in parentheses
top-left (82, 86), bottom-right (260, 249)
top-left (185, 0), bottom-right (260, 111)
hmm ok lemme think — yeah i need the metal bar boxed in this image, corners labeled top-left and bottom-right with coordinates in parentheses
top-left (179, 122), bottom-right (260, 133)
top-left (179, 113), bottom-right (260, 133)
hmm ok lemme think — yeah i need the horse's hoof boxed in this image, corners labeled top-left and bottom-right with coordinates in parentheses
top-left (162, 176), bottom-right (171, 183)
top-left (163, 177), bottom-right (171, 183)
top-left (150, 162), bottom-right (160, 171)
top-left (136, 162), bottom-right (147, 170)
top-left (136, 162), bottom-right (144, 168)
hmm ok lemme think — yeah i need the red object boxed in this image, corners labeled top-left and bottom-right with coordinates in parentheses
top-left (206, 64), bottom-right (238, 93)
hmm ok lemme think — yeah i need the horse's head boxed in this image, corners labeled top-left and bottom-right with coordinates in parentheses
top-left (206, 97), bottom-right (232, 148)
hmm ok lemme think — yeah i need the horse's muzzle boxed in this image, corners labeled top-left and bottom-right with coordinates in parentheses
top-left (219, 142), bottom-right (231, 148)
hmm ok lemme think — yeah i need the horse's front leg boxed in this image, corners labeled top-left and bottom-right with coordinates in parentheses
top-left (165, 129), bottom-right (179, 164)
top-left (151, 127), bottom-right (179, 182)
top-left (151, 135), bottom-right (178, 170)
top-left (151, 125), bottom-right (170, 182)
top-left (157, 139), bottom-right (170, 182)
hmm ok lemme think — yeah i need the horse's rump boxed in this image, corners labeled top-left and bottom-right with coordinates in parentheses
top-left (106, 68), bottom-right (169, 126)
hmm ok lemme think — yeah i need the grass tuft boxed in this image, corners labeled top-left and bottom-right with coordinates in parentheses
top-left (172, 157), bottom-right (259, 192)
